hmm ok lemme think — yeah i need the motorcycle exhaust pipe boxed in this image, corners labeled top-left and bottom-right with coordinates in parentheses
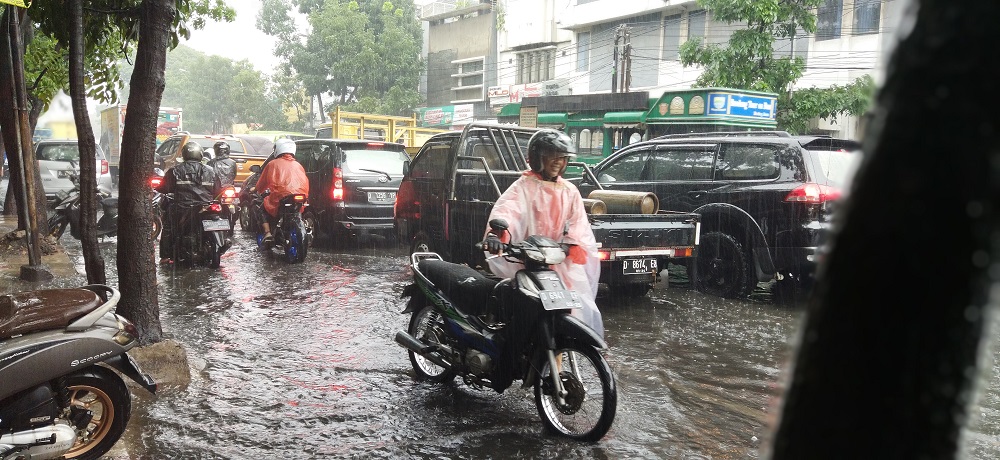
top-left (394, 331), bottom-right (453, 370)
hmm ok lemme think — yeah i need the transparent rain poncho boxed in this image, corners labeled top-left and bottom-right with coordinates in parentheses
top-left (485, 171), bottom-right (604, 338)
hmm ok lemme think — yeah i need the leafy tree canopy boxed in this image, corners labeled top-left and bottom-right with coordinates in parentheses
top-left (21, 0), bottom-right (235, 114)
top-left (258, 0), bottom-right (423, 116)
top-left (680, 0), bottom-right (874, 133)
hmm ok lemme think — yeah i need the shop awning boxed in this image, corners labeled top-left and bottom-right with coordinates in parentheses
top-left (537, 113), bottom-right (568, 126)
top-left (603, 111), bottom-right (645, 127)
top-left (497, 103), bottom-right (521, 118)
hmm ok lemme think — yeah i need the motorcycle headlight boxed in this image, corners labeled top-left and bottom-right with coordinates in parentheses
top-left (113, 315), bottom-right (139, 345)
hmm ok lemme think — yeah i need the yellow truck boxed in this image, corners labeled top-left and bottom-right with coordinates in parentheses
top-left (314, 107), bottom-right (447, 156)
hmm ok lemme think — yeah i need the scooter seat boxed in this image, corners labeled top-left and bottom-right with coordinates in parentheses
top-left (0, 289), bottom-right (102, 339)
top-left (418, 259), bottom-right (498, 316)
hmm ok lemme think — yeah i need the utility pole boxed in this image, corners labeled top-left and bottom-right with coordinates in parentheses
top-left (611, 24), bottom-right (633, 94)
top-left (611, 25), bottom-right (621, 94)
top-left (620, 25), bottom-right (632, 93)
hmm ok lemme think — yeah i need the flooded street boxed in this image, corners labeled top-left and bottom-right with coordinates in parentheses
top-left (3, 228), bottom-right (1000, 458)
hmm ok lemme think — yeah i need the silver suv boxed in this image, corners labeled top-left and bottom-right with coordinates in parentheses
top-left (36, 139), bottom-right (113, 202)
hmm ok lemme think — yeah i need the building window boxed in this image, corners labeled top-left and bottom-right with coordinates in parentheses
top-left (817, 0), bottom-right (843, 40)
top-left (854, 0), bottom-right (881, 34)
top-left (517, 48), bottom-right (555, 84)
top-left (687, 10), bottom-right (706, 42)
top-left (662, 13), bottom-right (682, 60)
top-left (577, 32), bottom-right (591, 72)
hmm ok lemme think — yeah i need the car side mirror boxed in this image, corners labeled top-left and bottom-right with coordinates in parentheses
top-left (250, 164), bottom-right (261, 173)
top-left (402, 160), bottom-right (410, 176)
top-left (489, 218), bottom-right (509, 234)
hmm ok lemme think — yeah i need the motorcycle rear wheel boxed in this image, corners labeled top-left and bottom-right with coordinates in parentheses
top-left (534, 341), bottom-right (617, 442)
top-left (407, 304), bottom-right (455, 383)
top-left (62, 366), bottom-right (131, 460)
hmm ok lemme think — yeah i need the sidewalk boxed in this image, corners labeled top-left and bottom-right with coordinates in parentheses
top-left (0, 214), bottom-right (79, 287)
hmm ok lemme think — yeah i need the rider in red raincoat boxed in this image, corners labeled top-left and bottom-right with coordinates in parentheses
top-left (253, 138), bottom-right (309, 244)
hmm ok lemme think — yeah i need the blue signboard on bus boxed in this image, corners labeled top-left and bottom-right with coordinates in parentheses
top-left (706, 92), bottom-right (777, 120)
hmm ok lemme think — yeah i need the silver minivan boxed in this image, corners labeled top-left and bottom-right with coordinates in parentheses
top-left (36, 139), bottom-right (113, 202)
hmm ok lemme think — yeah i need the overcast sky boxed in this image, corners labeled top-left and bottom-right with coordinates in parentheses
top-left (184, 1), bottom-right (286, 74)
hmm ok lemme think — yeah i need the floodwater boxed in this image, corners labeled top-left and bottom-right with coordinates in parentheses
top-left (3, 229), bottom-right (1000, 458)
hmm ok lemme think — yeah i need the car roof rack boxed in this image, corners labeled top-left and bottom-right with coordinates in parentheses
top-left (654, 130), bottom-right (793, 140)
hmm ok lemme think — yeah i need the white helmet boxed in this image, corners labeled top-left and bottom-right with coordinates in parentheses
top-left (275, 138), bottom-right (296, 156)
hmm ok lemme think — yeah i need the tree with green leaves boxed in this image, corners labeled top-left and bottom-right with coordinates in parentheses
top-left (258, 0), bottom-right (423, 117)
top-left (679, 0), bottom-right (874, 134)
top-left (1, 0), bottom-right (233, 344)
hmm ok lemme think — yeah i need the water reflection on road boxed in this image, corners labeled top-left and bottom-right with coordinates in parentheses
top-left (4, 231), bottom-right (999, 458)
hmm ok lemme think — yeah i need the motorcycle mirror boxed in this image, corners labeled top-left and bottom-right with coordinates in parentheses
top-left (488, 218), bottom-right (509, 233)
top-left (250, 164), bottom-right (261, 173)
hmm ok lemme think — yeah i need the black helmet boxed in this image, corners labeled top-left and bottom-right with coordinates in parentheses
top-left (527, 129), bottom-right (576, 177)
top-left (182, 142), bottom-right (204, 162)
top-left (213, 141), bottom-right (231, 157)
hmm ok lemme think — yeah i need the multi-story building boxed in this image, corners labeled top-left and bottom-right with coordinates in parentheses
top-left (417, 0), bottom-right (904, 139)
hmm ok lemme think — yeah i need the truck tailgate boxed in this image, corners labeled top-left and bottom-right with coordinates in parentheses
top-left (590, 213), bottom-right (700, 259)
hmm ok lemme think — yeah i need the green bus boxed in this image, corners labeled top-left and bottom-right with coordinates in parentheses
top-left (497, 87), bottom-right (779, 165)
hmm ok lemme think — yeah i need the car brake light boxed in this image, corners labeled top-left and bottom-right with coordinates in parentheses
top-left (367, 142), bottom-right (384, 148)
top-left (209, 203), bottom-right (222, 212)
top-left (101, 160), bottom-right (109, 175)
top-left (332, 167), bottom-right (344, 201)
top-left (784, 183), bottom-right (841, 204)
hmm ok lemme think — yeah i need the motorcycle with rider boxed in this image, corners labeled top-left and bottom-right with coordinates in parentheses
top-left (156, 142), bottom-right (232, 268)
top-left (249, 138), bottom-right (311, 263)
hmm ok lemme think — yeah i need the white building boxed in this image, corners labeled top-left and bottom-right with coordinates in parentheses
top-left (420, 0), bottom-right (904, 139)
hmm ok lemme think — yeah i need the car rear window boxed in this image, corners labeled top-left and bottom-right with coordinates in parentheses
top-left (809, 150), bottom-right (859, 187)
top-left (194, 138), bottom-right (246, 154)
top-left (343, 149), bottom-right (410, 175)
top-left (36, 144), bottom-right (107, 162)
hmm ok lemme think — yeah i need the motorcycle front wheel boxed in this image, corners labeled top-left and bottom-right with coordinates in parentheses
top-left (534, 341), bottom-right (618, 442)
top-left (407, 303), bottom-right (455, 383)
top-left (62, 365), bottom-right (131, 460)
top-left (47, 215), bottom-right (68, 240)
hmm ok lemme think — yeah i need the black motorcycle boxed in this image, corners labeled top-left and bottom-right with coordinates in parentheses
top-left (0, 285), bottom-right (156, 460)
top-left (164, 187), bottom-right (235, 269)
top-left (253, 191), bottom-right (311, 263)
top-left (394, 219), bottom-right (618, 441)
top-left (47, 173), bottom-right (117, 241)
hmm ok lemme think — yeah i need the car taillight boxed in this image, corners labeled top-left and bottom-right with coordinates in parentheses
top-left (332, 167), bottom-right (344, 201)
top-left (367, 142), bottom-right (385, 148)
top-left (394, 180), bottom-right (419, 219)
top-left (209, 203), bottom-right (222, 212)
top-left (784, 183), bottom-right (841, 204)
top-left (101, 160), bottom-right (109, 175)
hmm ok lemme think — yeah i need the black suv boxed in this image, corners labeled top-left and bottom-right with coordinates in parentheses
top-left (240, 139), bottom-right (410, 241)
top-left (576, 131), bottom-right (860, 299)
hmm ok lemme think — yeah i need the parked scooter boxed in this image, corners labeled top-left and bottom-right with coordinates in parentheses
top-left (0, 285), bottom-right (156, 460)
top-left (47, 173), bottom-right (117, 241)
top-left (163, 186), bottom-right (235, 269)
top-left (252, 190), bottom-right (311, 263)
top-left (395, 218), bottom-right (618, 441)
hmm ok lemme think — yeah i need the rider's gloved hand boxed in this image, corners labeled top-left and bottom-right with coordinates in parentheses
top-left (483, 233), bottom-right (504, 254)
top-left (567, 245), bottom-right (587, 265)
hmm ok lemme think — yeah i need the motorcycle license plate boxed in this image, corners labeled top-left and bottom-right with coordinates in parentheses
top-left (367, 191), bottom-right (396, 203)
top-left (202, 219), bottom-right (230, 231)
top-left (622, 258), bottom-right (657, 275)
top-left (539, 289), bottom-right (583, 311)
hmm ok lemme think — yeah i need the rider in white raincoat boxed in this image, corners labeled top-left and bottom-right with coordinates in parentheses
top-left (483, 129), bottom-right (604, 338)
